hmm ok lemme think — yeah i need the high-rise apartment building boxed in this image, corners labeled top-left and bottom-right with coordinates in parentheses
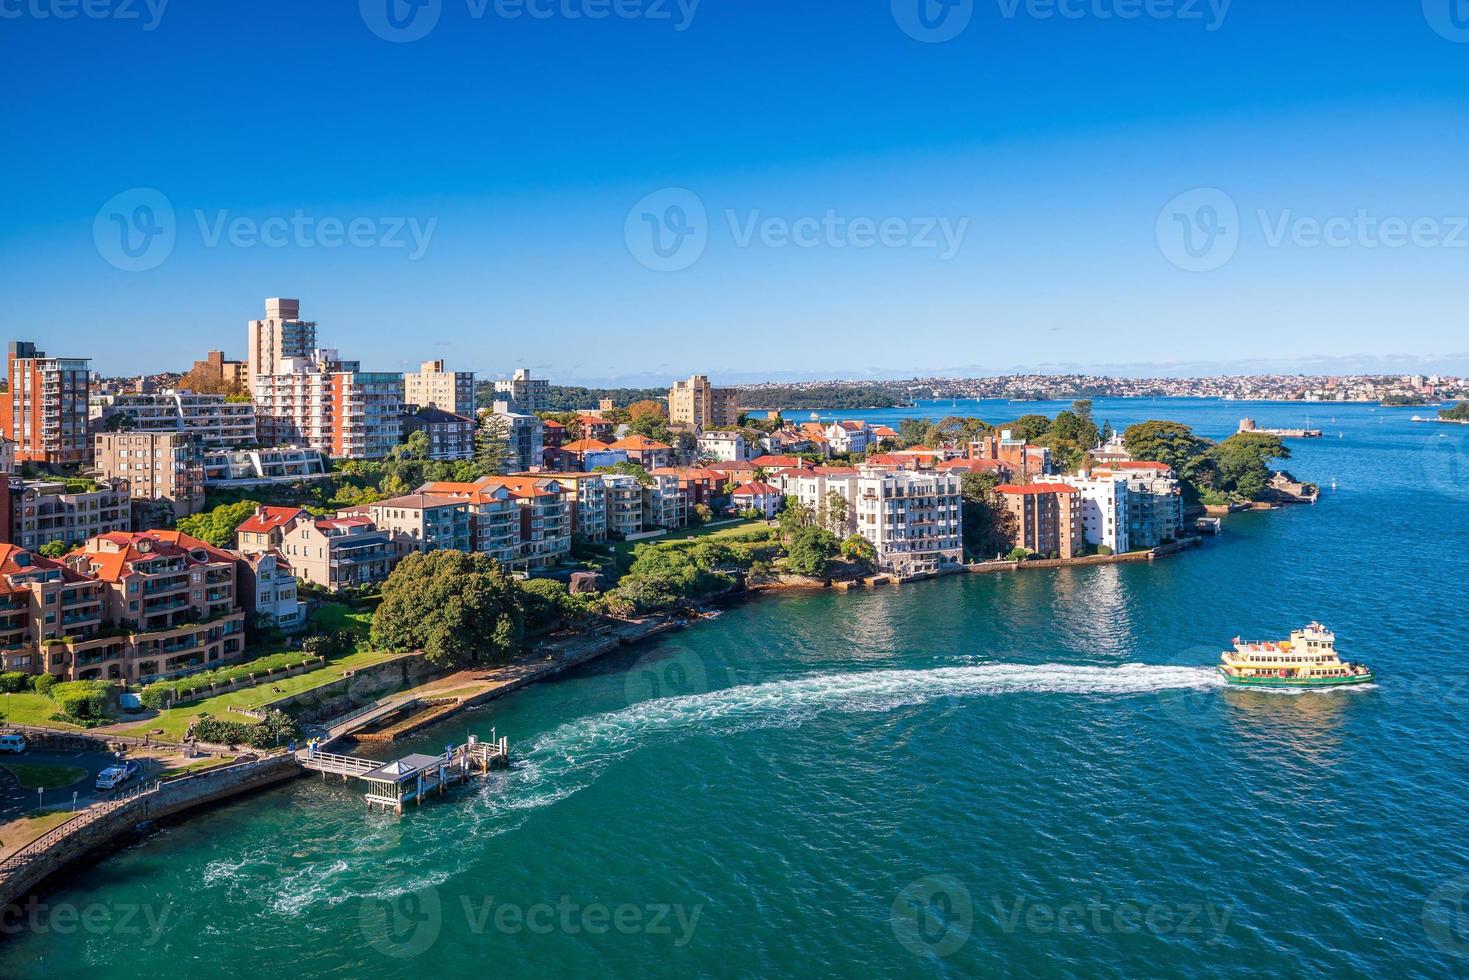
top-left (492, 368), bottom-right (549, 414)
top-left (96, 390), bottom-right (258, 451)
top-left (94, 431), bottom-right (205, 522)
top-left (0, 341), bottom-right (91, 465)
top-left (668, 375), bottom-right (739, 429)
top-left (854, 470), bottom-right (964, 574)
top-left (246, 298), bottom-right (317, 384)
top-left (253, 350), bottom-right (403, 460)
top-left (404, 359), bottom-right (476, 416)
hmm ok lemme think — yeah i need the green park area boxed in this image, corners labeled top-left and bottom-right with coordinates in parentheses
top-left (1, 763), bottom-right (89, 790)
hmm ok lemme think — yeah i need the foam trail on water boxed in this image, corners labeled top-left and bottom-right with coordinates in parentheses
top-left (470, 663), bottom-right (1221, 824)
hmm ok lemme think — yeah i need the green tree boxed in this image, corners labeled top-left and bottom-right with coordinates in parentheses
top-left (370, 551), bottom-right (525, 667)
top-left (840, 533), bottom-right (876, 569)
top-left (176, 499), bottom-right (264, 548)
top-left (1211, 432), bottom-right (1290, 501)
top-left (37, 540), bottom-right (68, 558)
top-left (785, 526), bottom-right (837, 577)
top-left (958, 471), bottom-right (1012, 559)
top-left (1122, 420), bottom-right (1216, 501)
top-left (521, 578), bottom-right (572, 631)
top-left (474, 412), bottom-right (511, 475)
top-left (777, 497), bottom-right (813, 540)
top-left (817, 489), bottom-right (849, 535)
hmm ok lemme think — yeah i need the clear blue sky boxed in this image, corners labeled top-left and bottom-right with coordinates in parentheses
top-left (3, 2), bottom-right (1468, 384)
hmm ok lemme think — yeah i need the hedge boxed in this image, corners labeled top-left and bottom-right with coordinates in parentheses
top-left (49, 680), bottom-right (116, 722)
top-left (186, 709), bottom-right (301, 749)
top-left (0, 671), bottom-right (30, 694)
top-left (139, 650), bottom-right (328, 708)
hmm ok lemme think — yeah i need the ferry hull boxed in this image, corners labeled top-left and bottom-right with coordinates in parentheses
top-left (1218, 667), bottom-right (1373, 688)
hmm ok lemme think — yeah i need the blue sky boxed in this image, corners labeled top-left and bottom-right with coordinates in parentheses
top-left (3, 1), bottom-right (1469, 384)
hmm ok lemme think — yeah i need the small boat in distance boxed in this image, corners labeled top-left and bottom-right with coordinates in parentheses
top-left (1219, 623), bottom-right (1373, 688)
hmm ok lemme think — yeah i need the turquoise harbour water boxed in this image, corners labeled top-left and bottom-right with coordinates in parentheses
top-left (5, 399), bottom-right (1469, 977)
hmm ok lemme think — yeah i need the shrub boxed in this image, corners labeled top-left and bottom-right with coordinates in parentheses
top-left (0, 671), bottom-right (30, 694)
top-left (139, 649), bottom-right (329, 706)
top-left (49, 680), bottom-right (115, 721)
top-left (1095, 544), bottom-right (1113, 556)
top-left (1007, 547), bottom-right (1030, 562)
top-left (186, 708), bottom-right (301, 749)
top-left (521, 579), bottom-right (572, 632)
top-left (29, 673), bottom-right (58, 696)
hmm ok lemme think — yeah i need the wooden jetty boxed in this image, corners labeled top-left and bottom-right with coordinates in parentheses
top-left (297, 736), bottom-right (509, 814)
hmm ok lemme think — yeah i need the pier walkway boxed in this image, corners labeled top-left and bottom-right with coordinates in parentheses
top-left (296, 737), bottom-right (510, 813)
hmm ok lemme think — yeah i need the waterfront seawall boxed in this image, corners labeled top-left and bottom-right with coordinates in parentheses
top-left (0, 755), bottom-right (300, 911)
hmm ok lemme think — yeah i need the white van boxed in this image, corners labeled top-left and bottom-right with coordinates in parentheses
top-left (0, 732), bottom-right (26, 754)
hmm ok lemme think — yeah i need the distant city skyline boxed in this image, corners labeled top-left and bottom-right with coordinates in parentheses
top-left (6, 5), bottom-right (1469, 385)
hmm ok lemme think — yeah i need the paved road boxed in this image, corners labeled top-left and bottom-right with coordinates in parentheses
top-left (0, 747), bottom-right (144, 821)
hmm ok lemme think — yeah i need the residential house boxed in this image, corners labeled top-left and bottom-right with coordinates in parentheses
top-left (368, 494), bottom-right (474, 556)
top-left (608, 435), bottom-right (672, 470)
top-left (730, 481), bottom-right (782, 519)
top-left (825, 421), bottom-right (872, 455)
top-left (233, 550), bottom-right (306, 631)
top-left (697, 431), bottom-right (747, 462)
top-left (279, 516), bottom-right (395, 591)
top-left (234, 505), bottom-right (310, 554)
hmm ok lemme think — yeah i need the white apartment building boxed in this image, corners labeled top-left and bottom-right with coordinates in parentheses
top-left (854, 470), bottom-right (963, 575)
top-left (645, 473), bottom-right (687, 530)
top-left (98, 389), bottom-right (258, 451)
top-left (790, 470), bottom-right (860, 535)
top-left (233, 550), bottom-right (306, 631)
top-left (492, 368), bottom-right (549, 414)
top-left (603, 474), bottom-right (645, 538)
top-left (1059, 472), bottom-right (1130, 553)
top-left (403, 359), bottom-right (476, 417)
top-left (253, 350), bottom-right (403, 460)
top-left (491, 411), bottom-right (544, 472)
top-left (202, 446), bottom-right (329, 485)
top-left (247, 298), bottom-right (317, 384)
top-left (825, 420), bottom-right (872, 455)
top-left (697, 431), bottom-right (747, 462)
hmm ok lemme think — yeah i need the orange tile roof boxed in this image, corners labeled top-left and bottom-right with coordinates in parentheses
top-left (731, 481), bottom-right (780, 496)
top-left (608, 435), bottom-right (671, 451)
top-left (236, 505), bottom-right (308, 534)
top-left (563, 438), bottom-right (612, 453)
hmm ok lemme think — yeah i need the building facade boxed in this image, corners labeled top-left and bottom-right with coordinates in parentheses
top-left (400, 406), bottom-right (476, 461)
top-left (0, 475), bottom-right (131, 551)
top-left (0, 341), bottom-right (91, 465)
top-left (492, 368), bottom-right (549, 414)
top-left (98, 390), bottom-right (258, 451)
top-left (190, 350), bottom-right (248, 391)
top-left (698, 431), bottom-right (747, 462)
top-left (995, 484), bottom-right (1082, 559)
top-left (246, 298), bottom-right (317, 384)
top-left (0, 532), bottom-right (247, 685)
top-left (278, 516), bottom-right (395, 591)
top-left (854, 470), bottom-right (963, 574)
top-left (668, 375), bottom-right (738, 429)
top-left (1058, 473), bottom-right (1130, 553)
top-left (253, 351), bottom-right (403, 460)
top-left (404, 359), bottom-right (476, 416)
top-left (203, 446), bottom-right (328, 485)
top-left (233, 549), bottom-right (305, 631)
top-left (368, 494), bottom-right (474, 556)
top-left (93, 431), bottom-right (205, 522)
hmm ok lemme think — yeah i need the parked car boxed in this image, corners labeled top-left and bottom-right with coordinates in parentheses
top-left (0, 732), bottom-right (27, 754)
top-left (94, 760), bottom-right (141, 791)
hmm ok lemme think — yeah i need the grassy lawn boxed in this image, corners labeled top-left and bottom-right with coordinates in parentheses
top-left (0, 692), bottom-right (79, 730)
top-left (611, 519), bottom-right (762, 564)
top-left (2, 763), bottom-right (89, 790)
top-left (111, 602), bottom-right (399, 741)
top-left (0, 809), bottom-right (77, 858)
top-left (159, 755), bottom-right (237, 779)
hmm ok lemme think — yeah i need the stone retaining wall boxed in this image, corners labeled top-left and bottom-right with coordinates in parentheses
top-left (259, 653), bottom-right (435, 723)
top-left (0, 755), bottom-right (299, 910)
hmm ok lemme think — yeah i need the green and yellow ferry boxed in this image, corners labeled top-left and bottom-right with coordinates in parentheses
top-left (1219, 623), bottom-right (1374, 688)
